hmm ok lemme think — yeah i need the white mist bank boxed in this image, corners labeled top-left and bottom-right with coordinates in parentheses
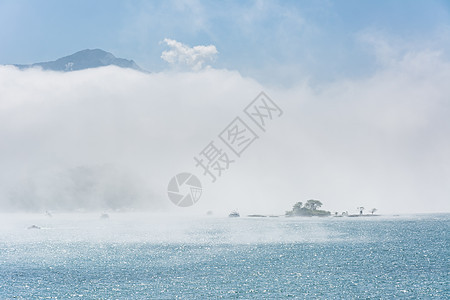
top-left (0, 50), bottom-right (449, 214)
top-left (1, 212), bottom-right (446, 247)
top-left (0, 212), bottom-right (382, 245)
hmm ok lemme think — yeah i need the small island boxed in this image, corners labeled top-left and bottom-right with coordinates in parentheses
top-left (285, 200), bottom-right (331, 217)
top-left (229, 201), bottom-right (379, 218)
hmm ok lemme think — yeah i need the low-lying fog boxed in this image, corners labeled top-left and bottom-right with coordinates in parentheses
top-left (1, 212), bottom-right (442, 246)
top-left (0, 48), bottom-right (449, 215)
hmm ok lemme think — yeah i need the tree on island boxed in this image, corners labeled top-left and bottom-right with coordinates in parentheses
top-left (293, 202), bottom-right (303, 212)
top-left (357, 206), bottom-right (365, 215)
top-left (286, 199), bottom-right (331, 217)
top-left (304, 199), bottom-right (323, 210)
top-left (370, 208), bottom-right (377, 215)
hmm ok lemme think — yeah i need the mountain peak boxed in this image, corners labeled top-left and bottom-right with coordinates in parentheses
top-left (14, 49), bottom-right (144, 72)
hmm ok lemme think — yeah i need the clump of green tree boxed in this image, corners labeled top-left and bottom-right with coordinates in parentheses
top-left (286, 200), bottom-right (331, 217)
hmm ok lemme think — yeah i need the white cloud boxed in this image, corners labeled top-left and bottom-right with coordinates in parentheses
top-left (161, 38), bottom-right (218, 71)
top-left (0, 47), bottom-right (449, 214)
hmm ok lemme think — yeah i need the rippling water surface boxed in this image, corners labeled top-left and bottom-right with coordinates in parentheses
top-left (0, 213), bottom-right (448, 299)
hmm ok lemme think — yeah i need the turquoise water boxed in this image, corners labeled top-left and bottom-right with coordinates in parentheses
top-left (0, 214), bottom-right (448, 299)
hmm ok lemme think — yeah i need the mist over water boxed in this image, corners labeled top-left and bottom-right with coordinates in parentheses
top-left (0, 54), bottom-right (449, 214)
top-left (2, 2), bottom-right (449, 299)
top-left (0, 213), bottom-right (448, 298)
top-left (0, 212), bottom-right (356, 245)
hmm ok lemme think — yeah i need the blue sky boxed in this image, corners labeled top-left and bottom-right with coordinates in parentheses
top-left (1, 0), bottom-right (450, 84)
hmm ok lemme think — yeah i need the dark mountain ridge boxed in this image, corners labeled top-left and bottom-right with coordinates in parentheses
top-left (13, 49), bottom-right (144, 72)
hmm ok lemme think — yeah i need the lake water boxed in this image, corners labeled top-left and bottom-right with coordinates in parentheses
top-left (0, 213), bottom-right (448, 299)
